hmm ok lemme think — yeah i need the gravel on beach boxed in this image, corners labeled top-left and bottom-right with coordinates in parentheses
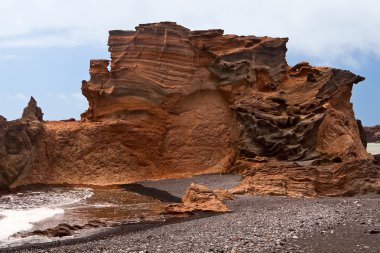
top-left (140, 174), bottom-right (243, 198)
top-left (6, 175), bottom-right (380, 253)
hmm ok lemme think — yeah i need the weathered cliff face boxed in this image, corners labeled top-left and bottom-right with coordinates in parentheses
top-left (81, 22), bottom-right (369, 163)
top-left (230, 160), bottom-right (380, 197)
top-left (0, 97), bottom-right (43, 189)
top-left (233, 65), bottom-right (368, 162)
top-left (365, 125), bottom-right (380, 143)
top-left (81, 22), bottom-right (288, 122)
top-left (2, 22), bottom-right (379, 196)
top-left (13, 119), bottom-right (234, 187)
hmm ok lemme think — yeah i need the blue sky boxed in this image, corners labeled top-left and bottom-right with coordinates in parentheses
top-left (0, 0), bottom-right (379, 125)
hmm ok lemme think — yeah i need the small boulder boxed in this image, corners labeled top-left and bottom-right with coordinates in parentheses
top-left (164, 183), bottom-right (232, 214)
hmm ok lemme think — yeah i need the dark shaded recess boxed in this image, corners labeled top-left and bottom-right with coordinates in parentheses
top-left (373, 154), bottom-right (380, 164)
top-left (356, 119), bottom-right (367, 149)
top-left (4, 125), bottom-right (25, 155)
top-left (121, 183), bottom-right (181, 203)
top-left (234, 108), bottom-right (324, 161)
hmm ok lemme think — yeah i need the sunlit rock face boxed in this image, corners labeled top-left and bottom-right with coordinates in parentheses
top-left (2, 22), bottom-right (377, 195)
top-left (81, 22), bottom-right (368, 163)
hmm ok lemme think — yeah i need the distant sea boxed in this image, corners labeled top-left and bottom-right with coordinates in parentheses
top-left (367, 143), bottom-right (380, 155)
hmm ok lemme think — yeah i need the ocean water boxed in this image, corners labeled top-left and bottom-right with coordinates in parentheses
top-left (367, 143), bottom-right (380, 155)
top-left (0, 185), bottom-right (165, 248)
top-left (0, 187), bottom-right (93, 247)
top-left (0, 208), bottom-right (64, 242)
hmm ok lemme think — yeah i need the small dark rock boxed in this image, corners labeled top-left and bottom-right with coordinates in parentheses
top-left (369, 229), bottom-right (380, 234)
top-left (61, 118), bottom-right (76, 122)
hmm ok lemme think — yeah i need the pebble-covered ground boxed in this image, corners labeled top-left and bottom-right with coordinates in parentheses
top-left (5, 175), bottom-right (380, 253)
top-left (140, 174), bottom-right (243, 198)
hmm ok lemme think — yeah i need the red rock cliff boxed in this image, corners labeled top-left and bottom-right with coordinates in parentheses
top-left (82, 22), bottom-right (368, 162)
top-left (2, 22), bottom-right (378, 196)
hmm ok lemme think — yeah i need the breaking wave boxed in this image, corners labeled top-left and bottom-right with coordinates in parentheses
top-left (0, 187), bottom-right (93, 247)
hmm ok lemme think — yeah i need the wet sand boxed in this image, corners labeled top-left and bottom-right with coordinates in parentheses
top-left (1, 174), bottom-right (241, 252)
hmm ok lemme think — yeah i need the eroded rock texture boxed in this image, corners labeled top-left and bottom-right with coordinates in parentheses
top-left (2, 22), bottom-right (378, 196)
top-left (13, 120), bottom-right (232, 186)
top-left (0, 97), bottom-right (43, 189)
top-left (365, 125), bottom-right (380, 143)
top-left (230, 160), bottom-right (380, 197)
top-left (22, 96), bottom-right (44, 121)
top-left (164, 183), bottom-right (232, 213)
top-left (81, 22), bottom-right (369, 163)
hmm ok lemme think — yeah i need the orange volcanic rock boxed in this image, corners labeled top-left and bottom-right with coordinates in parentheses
top-left (364, 125), bottom-right (380, 143)
top-left (12, 119), bottom-right (231, 186)
top-left (1, 22), bottom-right (379, 196)
top-left (81, 23), bottom-right (287, 122)
top-left (164, 183), bottom-right (231, 213)
top-left (81, 22), bottom-right (369, 163)
top-left (230, 160), bottom-right (380, 197)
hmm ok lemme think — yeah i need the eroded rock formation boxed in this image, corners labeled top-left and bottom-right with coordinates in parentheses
top-left (0, 97), bottom-right (43, 189)
top-left (22, 96), bottom-right (43, 121)
top-left (164, 183), bottom-right (232, 213)
top-left (81, 22), bottom-right (369, 163)
top-left (230, 160), bottom-right (380, 197)
top-left (365, 125), bottom-right (380, 143)
top-left (1, 22), bottom-right (379, 196)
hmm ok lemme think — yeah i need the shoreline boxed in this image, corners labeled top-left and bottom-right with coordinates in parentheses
top-left (0, 183), bottom-right (183, 251)
top-left (1, 174), bottom-right (242, 252)
top-left (1, 212), bottom-right (218, 253)
top-left (7, 195), bottom-right (380, 253)
top-left (2, 175), bottom-right (380, 252)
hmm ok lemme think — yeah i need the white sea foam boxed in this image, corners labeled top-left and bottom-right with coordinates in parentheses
top-left (0, 208), bottom-right (64, 242)
top-left (90, 203), bottom-right (117, 208)
top-left (0, 187), bottom-right (93, 211)
top-left (0, 187), bottom-right (94, 247)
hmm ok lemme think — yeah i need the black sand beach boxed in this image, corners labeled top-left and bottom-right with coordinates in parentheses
top-left (2, 174), bottom-right (379, 253)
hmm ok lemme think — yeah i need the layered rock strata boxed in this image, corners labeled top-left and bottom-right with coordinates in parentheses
top-left (81, 22), bottom-right (369, 163)
top-left (1, 22), bottom-right (378, 196)
top-left (230, 160), bottom-right (380, 197)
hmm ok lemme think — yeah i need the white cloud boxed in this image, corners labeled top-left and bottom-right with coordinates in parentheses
top-left (0, 0), bottom-right (379, 67)
top-left (6, 93), bottom-right (28, 101)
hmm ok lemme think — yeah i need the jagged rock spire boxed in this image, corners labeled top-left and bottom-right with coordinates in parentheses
top-left (21, 96), bottom-right (43, 121)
